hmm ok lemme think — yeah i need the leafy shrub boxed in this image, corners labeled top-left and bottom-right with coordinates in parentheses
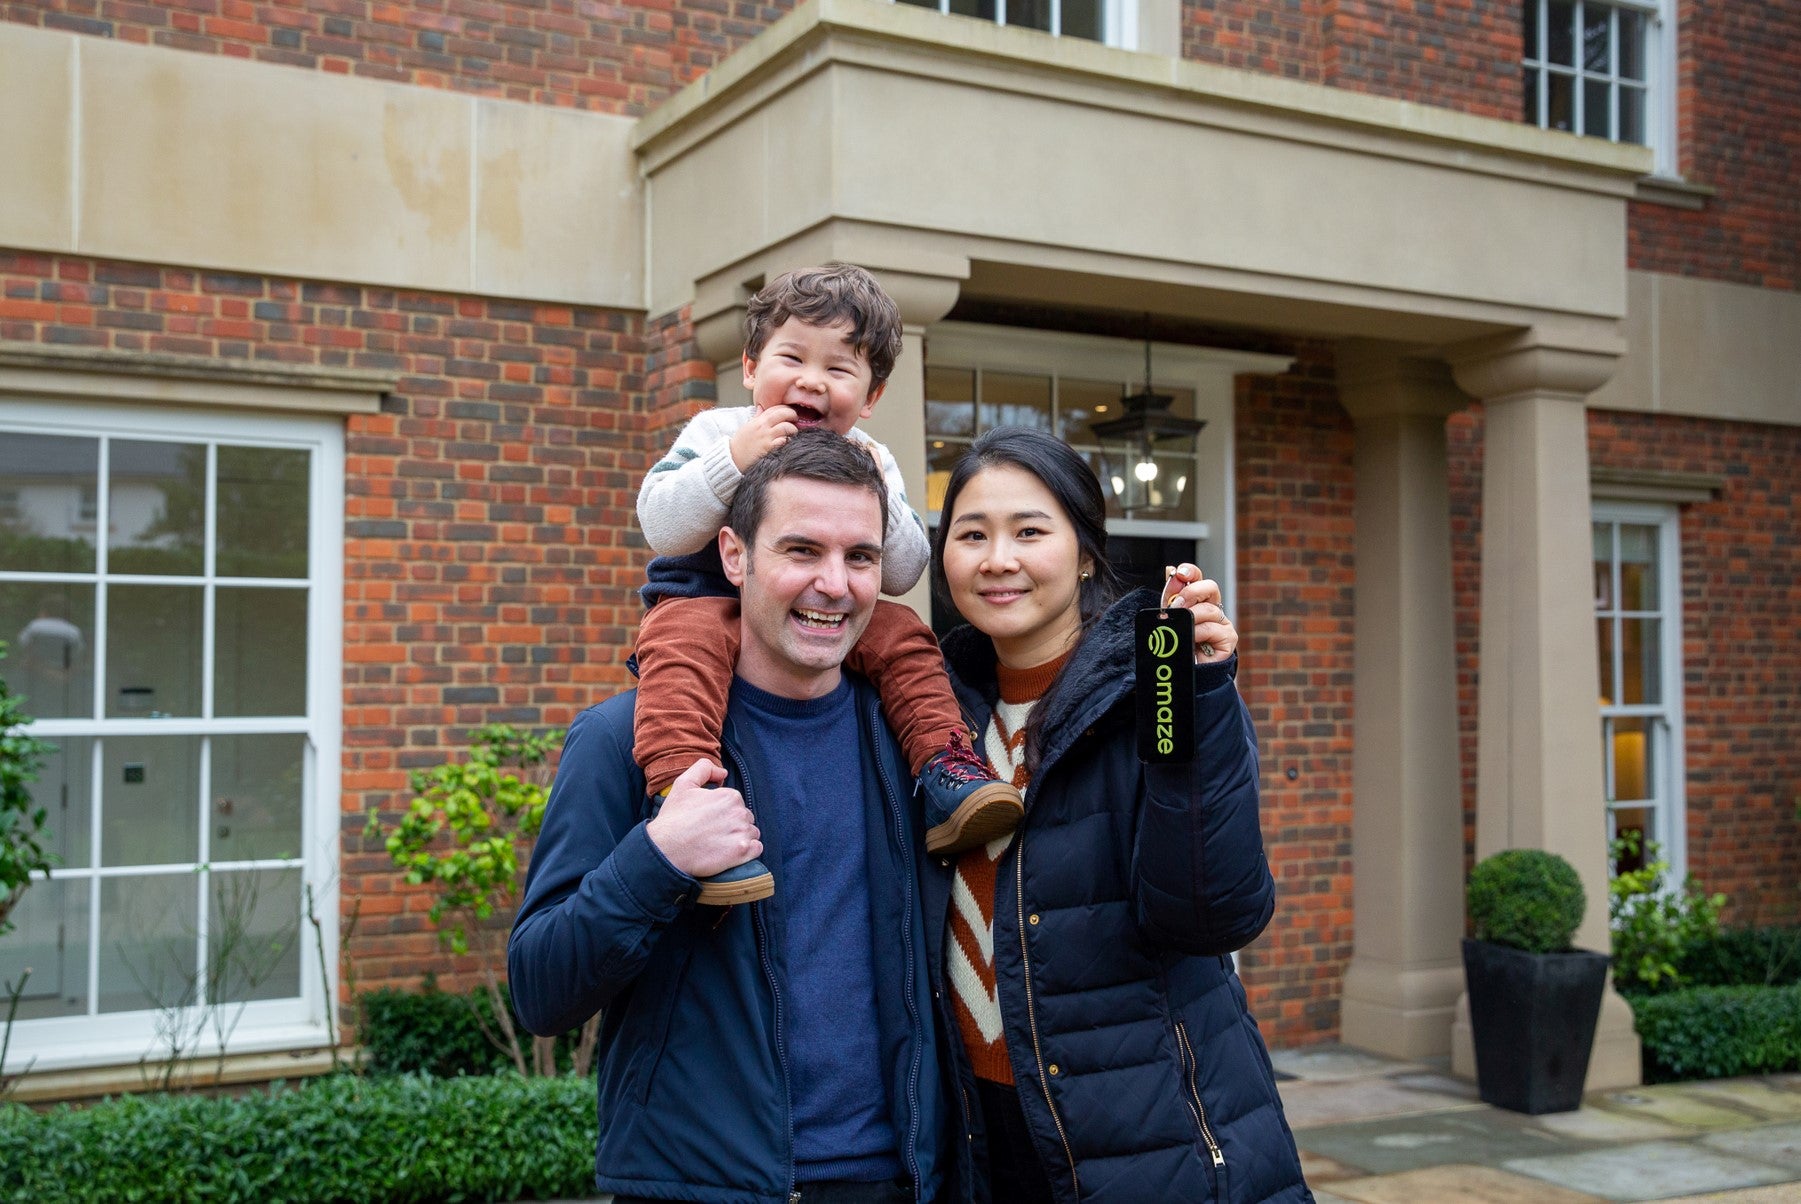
top-left (1632, 984), bottom-right (1801, 1083)
top-left (1609, 835), bottom-right (1726, 995)
top-left (359, 986), bottom-right (514, 1078)
top-left (1679, 925), bottom-right (1801, 990)
top-left (0, 641), bottom-right (55, 936)
top-left (359, 985), bottom-right (591, 1079)
top-left (363, 725), bottom-right (591, 1077)
top-left (1467, 848), bottom-right (1585, 954)
top-left (0, 1072), bottom-right (598, 1203)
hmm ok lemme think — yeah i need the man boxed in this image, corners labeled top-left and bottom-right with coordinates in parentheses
top-left (508, 429), bottom-right (952, 1204)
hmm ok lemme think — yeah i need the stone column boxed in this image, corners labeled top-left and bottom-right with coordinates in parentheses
top-left (1335, 344), bottom-right (1468, 1060)
top-left (1447, 331), bottom-right (1641, 1090)
top-left (852, 268), bottom-right (961, 616)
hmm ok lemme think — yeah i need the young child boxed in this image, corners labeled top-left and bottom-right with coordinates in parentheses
top-left (633, 263), bottom-right (1024, 904)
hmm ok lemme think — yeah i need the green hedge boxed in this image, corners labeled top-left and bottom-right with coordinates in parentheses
top-left (0, 1073), bottom-right (597, 1203)
top-left (1680, 926), bottom-right (1801, 991)
top-left (1632, 984), bottom-right (1801, 1083)
top-left (359, 986), bottom-right (516, 1078)
top-left (358, 986), bottom-right (586, 1079)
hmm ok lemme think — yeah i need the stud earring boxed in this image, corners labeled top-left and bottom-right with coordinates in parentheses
top-left (1079, 569), bottom-right (1092, 582)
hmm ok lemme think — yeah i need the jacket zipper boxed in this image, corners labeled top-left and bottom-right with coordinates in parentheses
top-left (1174, 1019), bottom-right (1227, 1174)
top-left (870, 696), bottom-right (927, 1202)
top-left (725, 743), bottom-right (797, 1204)
top-left (1014, 827), bottom-right (1079, 1197)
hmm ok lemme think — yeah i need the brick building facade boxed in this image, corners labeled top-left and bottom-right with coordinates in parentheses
top-left (1, 0), bottom-right (1794, 1089)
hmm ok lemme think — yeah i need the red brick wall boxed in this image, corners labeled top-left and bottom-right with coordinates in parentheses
top-left (1, 0), bottom-right (795, 114)
top-left (1180, 1), bottom-right (1518, 119)
top-left (1232, 341), bottom-right (1356, 1047)
top-left (0, 250), bottom-right (660, 1006)
top-left (1315, 0), bottom-right (1519, 120)
top-left (1627, 0), bottom-right (1801, 290)
top-left (1182, 0), bottom-right (1322, 81)
top-left (1448, 405), bottom-right (1801, 928)
top-left (1447, 406), bottom-right (1482, 873)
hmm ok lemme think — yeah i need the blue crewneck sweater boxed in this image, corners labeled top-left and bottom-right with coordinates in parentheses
top-left (729, 675), bottom-right (902, 1185)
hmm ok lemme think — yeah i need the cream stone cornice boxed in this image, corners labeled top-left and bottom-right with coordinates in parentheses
top-left (1335, 341), bottom-right (1466, 422)
top-left (1447, 329), bottom-right (1624, 402)
top-left (0, 24), bottom-right (643, 309)
top-left (0, 342), bottom-right (390, 415)
top-left (633, 0), bottom-right (1651, 192)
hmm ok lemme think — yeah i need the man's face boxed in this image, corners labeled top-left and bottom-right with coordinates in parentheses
top-left (720, 477), bottom-right (884, 699)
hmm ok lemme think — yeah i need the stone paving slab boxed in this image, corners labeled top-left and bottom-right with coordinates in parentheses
top-left (1281, 1076), bottom-right (1486, 1131)
top-left (1658, 1186), bottom-right (1801, 1203)
top-left (1592, 1087), bottom-right (1771, 1131)
top-left (1530, 1105), bottom-right (1695, 1144)
top-left (1703, 1122), bottom-right (1801, 1173)
top-left (1388, 1071), bottom-right (1482, 1102)
top-left (1503, 1139), bottom-right (1794, 1201)
top-left (1300, 1149), bottom-right (1370, 1186)
top-left (1296, 1107), bottom-right (1585, 1176)
top-left (1683, 1082), bottom-right (1801, 1122)
top-left (1326, 1163), bottom-right (1608, 1203)
top-left (1271, 1045), bottom-right (1430, 1083)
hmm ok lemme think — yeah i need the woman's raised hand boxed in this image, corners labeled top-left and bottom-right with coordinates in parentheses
top-left (1160, 563), bottom-right (1238, 662)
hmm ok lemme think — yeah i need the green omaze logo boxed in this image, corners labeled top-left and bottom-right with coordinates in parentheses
top-left (1148, 623), bottom-right (1178, 754)
top-left (1146, 624), bottom-right (1178, 660)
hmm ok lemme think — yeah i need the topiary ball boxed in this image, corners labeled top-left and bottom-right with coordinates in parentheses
top-left (1467, 848), bottom-right (1586, 954)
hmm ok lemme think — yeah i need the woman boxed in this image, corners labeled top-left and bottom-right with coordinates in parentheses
top-left (925, 428), bottom-right (1311, 1203)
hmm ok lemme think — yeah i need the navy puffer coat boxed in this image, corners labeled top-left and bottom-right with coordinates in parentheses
top-left (924, 590), bottom-right (1312, 1204)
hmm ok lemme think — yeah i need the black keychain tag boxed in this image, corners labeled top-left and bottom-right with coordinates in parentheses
top-left (1136, 606), bottom-right (1195, 763)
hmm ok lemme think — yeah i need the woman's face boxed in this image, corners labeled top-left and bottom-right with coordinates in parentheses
top-left (941, 463), bottom-right (1090, 669)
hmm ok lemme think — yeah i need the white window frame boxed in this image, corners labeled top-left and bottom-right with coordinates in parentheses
top-left (923, 322), bottom-right (1292, 619)
top-left (894, 0), bottom-right (1134, 48)
top-left (0, 398), bottom-right (344, 1075)
top-left (1593, 500), bottom-right (1685, 880)
top-left (1523, 0), bottom-right (1678, 177)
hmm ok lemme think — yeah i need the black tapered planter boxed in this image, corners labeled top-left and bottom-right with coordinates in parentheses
top-left (1462, 938), bottom-right (1610, 1115)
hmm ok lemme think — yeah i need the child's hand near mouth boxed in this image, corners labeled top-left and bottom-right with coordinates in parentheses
top-left (729, 403), bottom-right (802, 470)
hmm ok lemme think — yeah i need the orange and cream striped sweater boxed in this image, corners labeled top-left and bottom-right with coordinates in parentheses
top-left (946, 652), bottom-right (1069, 1084)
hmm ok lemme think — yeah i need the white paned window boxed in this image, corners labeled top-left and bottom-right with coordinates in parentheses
top-left (1593, 503), bottom-right (1684, 880)
top-left (0, 400), bottom-right (343, 1074)
top-left (1523, 0), bottom-right (1677, 175)
top-left (895, 0), bottom-right (1125, 45)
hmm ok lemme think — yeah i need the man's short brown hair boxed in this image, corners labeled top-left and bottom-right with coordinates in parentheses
top-left (743, 262), bottom-right (904, 389)
top-left (727, 428), bottom-right (890, 551)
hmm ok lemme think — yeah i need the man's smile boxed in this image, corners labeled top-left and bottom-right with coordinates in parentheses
top-left (793, 607), bottom-right (847, 629)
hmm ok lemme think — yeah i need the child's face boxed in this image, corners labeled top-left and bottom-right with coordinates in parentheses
top-left (742, 317), bottom-right (886, 436)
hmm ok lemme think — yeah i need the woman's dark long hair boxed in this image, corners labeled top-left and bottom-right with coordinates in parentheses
top-left (930, 427), bottom-right (1126, 773)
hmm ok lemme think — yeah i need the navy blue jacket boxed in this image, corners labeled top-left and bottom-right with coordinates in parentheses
top-left (508, 679), bottom-right (953, 1204)
top-left (926, 591), bottom-right (1312, 1203)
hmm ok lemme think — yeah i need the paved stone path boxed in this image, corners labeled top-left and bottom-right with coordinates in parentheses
top-left (1277, 1045), bottom-right (1801, 1203)
top-left (539, 1046), bottom-right (1801, 1202)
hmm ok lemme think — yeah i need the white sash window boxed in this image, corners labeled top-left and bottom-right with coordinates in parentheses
top-left (1593, 502), bottom-right (1684, 878)
top-left (0, 400), bottom-right (342, 1074)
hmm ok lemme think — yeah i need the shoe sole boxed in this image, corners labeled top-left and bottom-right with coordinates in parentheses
top-left (694, 871), bottom-right (775, 906)
top-left (926, 784), bottom-right (1025, 855)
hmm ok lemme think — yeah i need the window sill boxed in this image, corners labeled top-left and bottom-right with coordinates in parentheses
top-left (1632, 174), bottom-right (1714, 211)
top-left (0, 342), bottom-right (392, 415)
top-left (1591, 466), bottom-right (1724, 504)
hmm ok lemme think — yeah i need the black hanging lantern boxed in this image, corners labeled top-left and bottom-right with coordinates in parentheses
top-left (1091, 323), bottom-right (1205, 517)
